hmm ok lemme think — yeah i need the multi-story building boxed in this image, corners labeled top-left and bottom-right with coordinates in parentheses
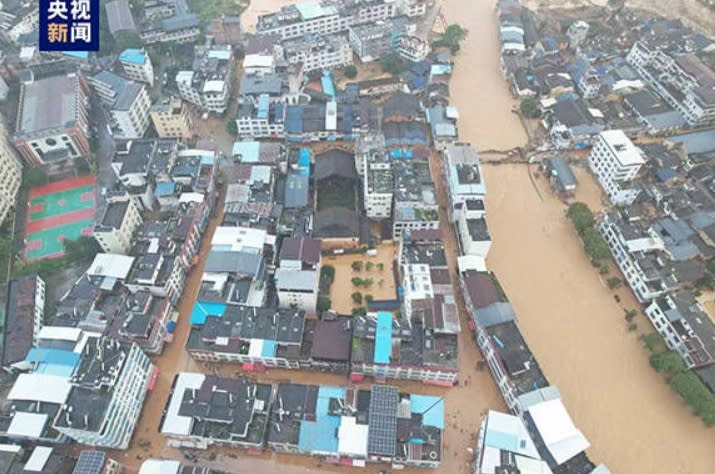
top-left (363, 151), bottom-right (393, 219)
top-left (140, 13), bottom-right (201, 44)
top-left (150, 97), bottom-right (193, 141)
top-left (349, 20), bottom-right (400, 63)
top-left (210, 15), bottom-right (243, 45)
top-left (644, 291), bottom-right (715, 371)
top-left (0, 119), bottom-right (22, 223)
top-left (118, 48), bottom-right (155, 86)
top-left (13, 64), bottom-right (90, 166)
top-left (394, 33), bottom-right (429, 63)
top-left (588, 130), bottom-right (645, 206)
top-left (268, 382), bottom-right (444, 468)
top-left (443, 144), bottom-right (486, 222)
top-left (236, 94), bottom-right (286, 139)
top-left (0, 3), bottom-right (38, 43)
top-left (599, 212), bottom-right (675, 303)
top-left (2, 275), bottom-right (45, 369)
top-left (88, 71), bottom-right (151, 139)
top-left (456, 212), bottom-right (492, 259)
top-left (398, 0), bottom-right (427, 16)
top-left (93, 192), bottom-right (144, 255)
top-left (54, 337), bottom-right (154, 449)
top-left (392, 161), bottom-right (439, 239)
top-left (282, 33), bottom-right (353, 72)
top-left (176, 45), bottom-right (235, 115)
top-left (257, 2), bottom-right (348, 40)
top-left (627, 41), bottom-right (715, 126)
top-left (275, 237), bottom-right (322, 312)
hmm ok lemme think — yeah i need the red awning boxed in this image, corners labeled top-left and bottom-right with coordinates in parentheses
top-left (423, 379), bottom-right (455, 388)
top-left (147, 367), bottom-right (159, 391)
top-left (339, 458), bottom-right (353, 466)
top-left (350, 373), bottom-right (364, 382)
top-left (247, 447), bottom-right (263, 455)
top-left (242, 363), bottom-right (267, 372)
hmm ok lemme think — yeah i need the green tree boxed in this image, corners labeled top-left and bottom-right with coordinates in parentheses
top-left (607, 277), bottom-right (622, 289)
top-left (519, 97), bottom-right (541, 119)
top-left (363, 278), bottom-right (374, 288)
top-left (624, 308), bottom-right (638, 321)
top-left (63, 236), bottom-right (101, 263)
top-left (641, 333), bottom-right (667, 354)
top-left (650, 351), bottom-right (686, 375)
top-left (567, 202), bottom-right (595, 235)
top-left (351, 261), bottom-right (363, 272)
top-left (351, 277), bottom-right (363, 287)
top-left (344, 65), bottom-right (358, 78)
top-left (321, 265), bottom-right (335, 281)
top-left (317, 296), bottom-right (331, 312)
top-left (352, 307), bottom-right (367, 316)
top-left (434, 24), bottom-right (468, 53)
top-left (113, 31), bottom-right (143, 53)
top-left (24, 168), bottom-right (48, 187)
top-left (365, 294), bottom-right (374, 305)
top-left (380, 54), bottom-right (407, 75)
top-left (351, 292), bottom-right (363, 305)
top-left (365, 261), bottom-right (374, 271)
top-left (377, 263), bottom-right (384, 272)
top-left (226, 120), bottom-right (238, 137)
top-left (582, 227), bottom-right (610, 261)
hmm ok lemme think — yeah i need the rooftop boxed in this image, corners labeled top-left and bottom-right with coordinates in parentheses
top-left (16, 71), bottom-right (81, 136)
top-left (598, 130), bottom-right (644, 166)
top-left (2, 276), bottom-right (42, 367)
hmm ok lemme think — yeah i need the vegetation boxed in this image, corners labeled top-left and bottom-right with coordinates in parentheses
top-left (365, 262), bottom-right (374, 271)
top-left (365, 294), bottom-right (374, 305)
top-left (189, 0), bottom-right (244, 22)
top-left (351, 292), bottom-right (363, 305)
top-left (343, 65), bottom-right (358, 78)
top-left (607, 277), bottom-right (622, 289)
top-left (651, 351), bottom-right (686, 376)
top-left (351, 261), bottom-right (363, 272)
top-left (363, 278), bottom-right (374, 288)
top-left (377, 263), bottom-right (384, 272)
top-left (641, 332), bottom-right (667, 354)
top-left (519, 97), bottom-right (541, 119)
top-left (351, 307), bottom-right (367, 316)
top-left (567, 202), bottom-right (595, 234)
top-left (379, 54), bottom-right (408, 75)
top-left (317, 295), bottom-right (331, 312)
top-left (226, 120), bottom-right (238, 137)
top-left (433, 24), bottom-right (468, 53)
top-left (567, 202), bottom-right (611, 263)
top-left (321, 265), bottom-right (335, 282)
top-left (624, 308), bottom-right (638, 322)
top-left (24, 168), bottom-right (48, 187)
top-left (14, 236), bottom-right (99, 280)
top-left (582, 227), bottom-right (610, 261)
top-left (113, 31), bottom-right (143, 53)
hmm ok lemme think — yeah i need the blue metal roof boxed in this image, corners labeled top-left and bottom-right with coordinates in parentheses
top-left (154, 181), bottom-right (176, 197)
top-left (190, 301), bottom-right (227, 325)
top-left (410, 394), bottom-right (444, 429)
top-left (374, 312), bottom-right (393, 364)
top-left (119, 48), bottom-right (146, 65)
top-left (261, 340), bottom-right (277, 357)
top-left (298, 385), bottom-right (344, 454)
top-left (232, 141), bottom-right (261, 161)
top-left (63, 51), bottom-right (89, 59)
top-left (668, 129), bottom-right (715, 155)
top-left (257, 94), bottom-right (270, 120)
top-left (25, 348), bottom-right (80, 377)
top-left (286, 105), bottom-right (304, 133)
top-left (656, 168), bottom-right (678, 182)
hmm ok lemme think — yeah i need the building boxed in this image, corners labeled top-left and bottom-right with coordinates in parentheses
top-left (105, 0), bottom-right (137, 37)
top-left (644, 291), bottom-right (715, 371)
top-left (140, 12), bottom-right (201, 44)
top-left (598, 212), bottom-right (674, 303)
top-left (210, 15), bottom-right (242, 45)
top-left (392, 160), bottom-right (439, 239)
top-left (349, 20), bottom-right (404, 63)
top-left (457, 214), bottom-right (492, 259)
top-left (13, 64), bottom-right (90, 166)
top-left (276, 237), bottom-right (322, 312)
top-left (282, 33), bottom-right (353, 73)
top-left (624, 89), bottom-right (687, 135)
top-left (543, 156), bottom-right (578, 195)
top-left (588, 130), bottom-right (645, 207)
top-left (243, 34), bottom-right (283, 75)
top-left (394, 33), bottom-right (429, 63)
top-left (267, 383), bottom-right (444, 468)
top-left (54, 337), bottom-right (155, 449)
top-left (363, 150), bottom-right (393, 219)
top-left (0, 119), bottom-right (22, 223)
top-left (256, 2), bottom-right (347, 40)
top-left (150, 97), bottom-right (193, 140)
top-left (93, 192), bottom-right (144, 254)
top-left (88, 71), bottom-right (151, 139)
top-left (177, 45), bottom-right (235, 115)
top-left (0, 2), bottom-right (38, 43)
top-left (443, 144), bottom-right (486, 222)
top-left (2, 275), bottom-right (45, 369)
top-left (118, 49), bottom-right (155, 86)
top-left (140, 459), bottom-right (223, 474)
top-left (236, 94), bottom-right (286, 139)
top-left (161, 373), bottom-right (272, 449)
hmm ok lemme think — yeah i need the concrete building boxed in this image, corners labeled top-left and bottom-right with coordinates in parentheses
top-left (54, 337), bottom-right (154, 449)
top-left (257, 2), bottom-right (347, 40)
top-left (118, 49), bottom-right (155, 86)
top-left (13, 65), bottom-right (90, 166)
top-left (363, 151), bottom-right (393, 219)
top-left (457, 214), bottom-right (492, 259)
top-left (599, 212), bottom-right (674, 303)
top-left (444, 144), bottom-right (486, 223)
top-left (88, 71), bottom-right (151, 139)
top-left (276, 237), bottom-right (322, 312)
top-left (210, 15), bottom-right (242, 45)
top-left (588, 130), bottom-right (645, 207)
top-left (283, 33), bottom-right (353, 72)
top-left (236, 94), bottom-right (286, 139)
top-left (150, 97), bottom-right (193, 140)
top-left (0, 119), bottom-right (22, 223)
top-left (93, 192), bottom-right (144, 255)
top-left (176, 45), bottom-right (234, 115)
top-left (2, 275), bottom-right (45, 369)
top-left (398, 0), bottom-right (427, 17)
top-left (140, 12), bottom-right (201, 44)
top-left (392, 161), bottom-right (439, 239)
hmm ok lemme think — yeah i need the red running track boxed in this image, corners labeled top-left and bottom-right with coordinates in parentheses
top-left (28, 175), bottom-right (96, 199)
top-left (26, 207), bottom-right (96, 233)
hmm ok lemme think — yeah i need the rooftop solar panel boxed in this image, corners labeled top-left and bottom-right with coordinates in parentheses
top-left (72, 450), bottom-right (105, 474)
top-left (367, 385), bottom-right (399, 456)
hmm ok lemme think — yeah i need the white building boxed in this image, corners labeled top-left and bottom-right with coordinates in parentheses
top-left (276, 269), bottom-right (319, 312)
top-left (93, 192), bottom-right (143, 254)
top-left (282, 33), bottom-right (353, 72)
top-left (118, 48), bottom-right (155, 86)
top-left (177, 45), bottom-right (234, 115)
top-left (587, 130), bottom-right (644, 207)
top-left (54, 338), bottom-right (154, 449)
top-left (457, 212), bottom-right (491, 259)
top-left (398, 0), bottom-right (427, 17)
top-left (392, 161), bottom-right (439, 239)
top-left (444, 144), bottom-right (486, 222)
top-left (599, 213), bottom-right (673, 303)
top-left (88, 71), bottom-right (151, 139)
top-left (394, 34), bottom-right (429, 63)
top-left (236, 94), bottom-right (286, 139)
top-left (364, 156), bottom-right (393, 219)
top-left (0, 119), bottom-right (22, 224)
top-left (402, 264), bottom-right (434, 321)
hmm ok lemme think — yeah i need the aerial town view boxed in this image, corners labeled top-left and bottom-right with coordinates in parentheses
top-left (0, 0), bottom-right (714, 473)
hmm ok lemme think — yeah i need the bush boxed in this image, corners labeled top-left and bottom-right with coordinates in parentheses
top-left (113, 31), bottom-right (142, 53)
top-left (650, 351), bottom-right (686, 375)
top-left (365, 294), bottom-right (374, 305)
top-left (607, 277), bottom-right (622, 289)
top-left (519, 97), bottom-right (541, 119)
top-left (582, 227), bottom-right (610, 261)
top-left (377, 263), bottom-right (384, 272)
top-left (641, 333), bottom-right (666, 354)
top-left (344, 65), bottom-right (358, 78)
top-left (380, 55), bottom-right (407, 75)
top-left (351, 307), bottom-right (367, 316)
top-left (351, 292), bottom-right (363, 305)
top-left (365, 262), bottom-right (374, 271)
top-left (317, 296), bottom-right (331, 312)
top-left (226, 120), bottom-right (238, 137)
top-left (624, 309), bottom-right (638, 321)
top-left (321, 265), bottom-right (335, 282)
top-left (351, 277), bottom-right (363, 287)
top-left (363, 278), bottom-right (374, 288)
top-left (351, 261), bottom-right (363, 272)
top-left (433, 24), bottom-right (468, 53)
top-left (567, 202), bottom-right (595, 235)
top-left (63, 236), bottom-right (100, 263)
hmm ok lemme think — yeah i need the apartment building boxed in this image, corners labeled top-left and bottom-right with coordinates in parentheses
top-left (13, 64), bottom-right (90, 166)
top-left (364, 151), bottom-right (393, 219)
top-left (2, 275), bottom-right (45, 369)
top-left (282, 33), bottom-right (353, 72)
top-left (177, 45), bottom-right (235, 115)
top-left (93, 192), bottom-right (144, 254)
top-left (54, 337), bottom-right (154, 449)
top-left (88, 71), bottom-right (151, 139)
top-left (150, 97), bottom-right (193, 140)
top-left (257, 2), bottom-right (348, 40)
top-left (393, 160), bottom-right (439, 239)
top-left (588, 130), bottom-right (645, 207)
top-left (628, 41), bottom-right (715, 126)
top-left (118, 48), bottom-right (155, 86)
top-left (237, 94), bottom-right (286, 139)
top-left (275, 237), bottom-right (322, 312)
top-left (140, 13), bottom-right (201, 44)
top-left (0, 119), bottom-right (22, 223)
top-left (443, 144), bottom-right (486, 222)
top-left (599, 212), bottom-right (675, 303)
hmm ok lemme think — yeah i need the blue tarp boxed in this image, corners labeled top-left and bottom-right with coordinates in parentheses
top-left (190, 301), bottom-right (227, 325)
top-left (298, 148), bottom-right (311, 176)
top-left (25, 348), bottom-right (80, 377)
top-left (410, 394), bottom-right (445, 429)
top-left (374, 312), bottom-right (393, 364)
top-left (286, 106), bottom-right (304, 133)
top-left (119, 48), bottom-right (145, 65)
top-left (656, 168), bottom-right (678, 182)
top-left (261, 340), bottom-right (277, 357)
top-left (298, 385), bottom-right (344, 454)
top-left (154, 181), bottom-right (177, 197)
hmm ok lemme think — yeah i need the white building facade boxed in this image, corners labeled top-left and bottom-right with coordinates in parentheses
top-left (0, 119), bottom-right (22, 224)
top-left (588, 130), bottom-right (644, 207)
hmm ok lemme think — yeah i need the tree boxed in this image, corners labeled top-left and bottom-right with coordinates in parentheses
top-left (226, 120), bottom-right (238, 137)
top-left (352, 307), bottom-right (367, 316)
top-left (641, 332), bottom-right (666, 354)
top-left (351, 277), bottom-right (363, 287)
top-left (377, 263), bottom-right (384, 272)
top-left (365, 294), bottom-right (374, 305)
top-left (113, 31), bottom-right (142, 53)
top-left (607, 277), bottom-right (622, 289)
top-left (567, 202), bottom-right (595, 235)
top-left (351, 292), bottom-right (363, 305)
top-left (519, 97), bottom-right (541, 119)
top-left (317, 296), bottom-right (331, 312)
top-left (650, 351), bottom-right (686, 375)
top-left (365, 262), bottom-right (374, 271)
top-left (321, 265), bottom-right (335, 281)
top-left (582, 227), bottom-right (610, 261)
top-left (351, 261), bottom-right (363, 272)
top-left (63, 236), bottom-right (100, 263)
top-left (363, 278), bottom-right (374, 288)
top-left (624, 308), bottom-right (638, 321)
top-left (380, 54), bottom-right (407, 75)
top-left (434, 24), bottom-right (468, 53)
top-left (344, 64), bottom-right (358, 78)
